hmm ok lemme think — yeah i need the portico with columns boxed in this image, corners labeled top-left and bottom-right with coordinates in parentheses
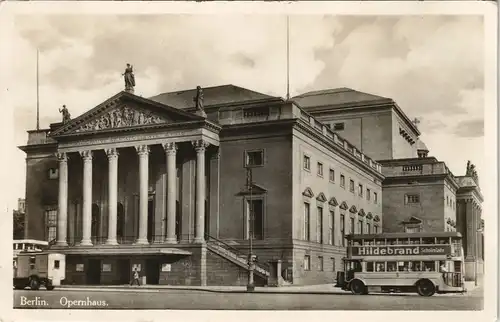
top-left (47, 91), bottom-right (221, 285)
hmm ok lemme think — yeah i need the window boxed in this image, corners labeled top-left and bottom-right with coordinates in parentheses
top-left (375, 262), bottom-right (386, 272)
top-left (45, 209), bottom-right (57, 242)
top-left (358, 219), bottom-right (363, 234)
top-left (423, 261), bottom-right (436, 271)
top-left (304, 255), bottom-right (311, 271)
top-left (29, 256), bottom-right (36, 270)
top-left (317, 207), bottom-right (323, 243)
top-left (331, 258), bottom-right (336, 272)
top-left (350, 217), bottom-right (355, 234)
top-left (387, 262), bottom-right (397, 272)
top-left (404, 225), bottom-right (421, 233)
top-left (245, 150), bottom-right (264, 167)
top-left (340, 214), bottom-right (345, 246)
top-left (358, 184), bottom-right (363, 197)
top-left (303, 155), bottom-right (311, 171)
top-left (340, 175), bottom-right (346, 188)
top-left (374, 225), bottom-right (378, 233)
top-left (48, 168), bottom-right (59, 180)
top-left (329, 169), bottom-right (335, 182)
top-left (367, 223), bottom-right (371, 234)
top-left (247, 199), bottom-right (264, 240)
top-left (406, 194), bottom-right (420, 204)
top-left (304, 203), bottom-right (310, 241)
top-left (366, 262), bottom-right (374, 272)
top-left (318, 256), bottom-right (324, 271)
top-left (317, 162), bottom-right (323, 177)
top-left (54, 260), bottom-right (60, 269)
top-left (76, 264), bottom-right (84, 272)
top-left (367, 189), bottom-right (371, 201)
top-left (374, 192), bottom-right (378, 204)
top-left (333, 122), bottom-right (345, 131)
top-left (349, 180), bottom-right (355, 193)
top-left (328, 211), bottom-right (334, 245)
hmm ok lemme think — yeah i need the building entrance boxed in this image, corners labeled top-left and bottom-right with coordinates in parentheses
top-left (86, 259), bottom-right (101, 285)
top-left (117, 258), bottom-right (131, 284)
top-left (145, 258), bottom-right (160, 285)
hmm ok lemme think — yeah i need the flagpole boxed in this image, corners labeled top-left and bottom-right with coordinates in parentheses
top-left (36, 49), bottom-right (40, 131)
top-left (286, 15), bottom-right (290, 101)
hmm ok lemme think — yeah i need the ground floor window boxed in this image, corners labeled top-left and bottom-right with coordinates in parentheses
top-left (304, 255), bottom-right (311, 271)
top-left (45, 209), bottom-right (57, 242)
top-left (318, 256), bottom-right (324, 271)
top-left (247, 199), bottom-right (264, 240)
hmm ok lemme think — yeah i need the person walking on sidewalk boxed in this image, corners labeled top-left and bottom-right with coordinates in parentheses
top-left (130, 268), bottom-right (141, 286)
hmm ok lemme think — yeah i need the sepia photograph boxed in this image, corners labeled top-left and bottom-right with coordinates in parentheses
top-left (0, 1), bottom-right (497, 320)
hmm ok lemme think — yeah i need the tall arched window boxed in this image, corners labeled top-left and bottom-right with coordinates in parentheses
top-left (91, 203), bottom-right (100, 240)
top-left (117, 202), bottom-right (125, 240)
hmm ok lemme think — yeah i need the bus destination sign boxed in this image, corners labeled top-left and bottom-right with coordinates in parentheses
top-left (352, 245), bottom-right (451, 256)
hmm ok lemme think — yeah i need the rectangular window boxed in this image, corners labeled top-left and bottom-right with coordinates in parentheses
top-left (333, 122), bottom-right (345, 131)
top-left (350, 217), bottom-right (355, 234)
top-left (29, 256), bottom-right (36, 270)
top-left (317, 207), bottom-right (323, 243)
top-left (367, 223), bottom-right (371, 234)
top-left (340, 175), bottom-right (346, 188)
top-left (340, 214), bottom-right (345, 246)
top-left (48, 168), bottom-right (59, 180)
top-left (358, 219), bottom-right (363, 234)
top-left (329, 169), bottom-right (335, 182)
top-left (331, 258), bottom-right (336, 272)
top-left (317, 162), bottom-right (323, 177)
top-left (366, 262), bottom-right (375, 272)
top-left (45, 209), bottom-right (57, 242)
top-left (247, 199), bottom-right (264, 240)
top-left (358, 184), bottom-right (363, 197)
top-left (367, 189), bottom-right (371, 201)
top-left (54, 260), bottom-right (60, 269)
top-left (349, 180), bottom-right (355, 193)
top-left (303, 155), bottom-right (311, 171)
top-left (304, 255), bottom-right (311, 271)
top-left (375, 262), bottom-right (386, 272)
top-left (404, 225), bottom-right (421, 233)
top-left (374, 192), bottom-right (378, 204)
top-left (374, 225), bottom-right (378, 233)
top-left (304, 203), bottom-right (310, 241)
top-left (328, 211), bottom-right (334, 245)
top-left (406, 194), bottom-right (420, 204)
top-left (318, 256), bottom-right (324, 271)
top-left (245, 150), bottom-right (264, 167)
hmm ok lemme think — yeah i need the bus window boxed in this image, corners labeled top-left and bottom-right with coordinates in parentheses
top-left (387, 239), bottom-right (397, 245)
top-left (353, 240), bottom-right (361, 246)
top-left (454, 261), bottom-right (462, 273)
top-left (387, 262), bottom-right (397, 272)
top-left (409, 238), bottom-right (420, 244)
top-left (397, 261), bottom-right (411, 272)
top-left (366, 262), bottom-right (374, 272)
top-left (375, 239), bottom-right (384, 245)
top-left (375, 262), bottom-right (385, 272)
top-left (436, 238), bottom-right (448, 244)
top-left (422, 237), bottom-right (434, 245)
top-left (423, 261), bottom-right (435, 271)
top-left (400, 239), bottom-right (409, 245)
top-left (363, 239), bottom-right (374, 246)
top-left (412, 261), bottom-right (422, 271)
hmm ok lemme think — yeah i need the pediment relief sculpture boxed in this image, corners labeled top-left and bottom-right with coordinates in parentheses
top-left (316, 192), bottom-right (327, 202)
top-left (349, 205), bottom-right (358, 214)
top-left (373, 215), bottom-right (381, 222)
top-left (339, 201), bottom-right (348, 210)
top-left (75, 105), bottom-right (165, 133)
top-left (329, 197), bottom-right (338, 207)
top-left (302, 187), bottom-right (314, 198)
top-left (358, 209), bottom-right (366, 217)
top-left (366, 212), bottom-right (373, 219)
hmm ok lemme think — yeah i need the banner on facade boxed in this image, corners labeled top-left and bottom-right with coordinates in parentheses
top-left (351, 245), bottom-right (451, 256)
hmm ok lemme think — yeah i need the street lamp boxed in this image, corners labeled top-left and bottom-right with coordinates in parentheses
top-left (246, 167), bottom-right (255, 292)
top-left (475, 226), bottom-right (484, 287)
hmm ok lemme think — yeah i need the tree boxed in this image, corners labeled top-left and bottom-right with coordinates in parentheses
top-left (13, 210), bottom-right (25, 240)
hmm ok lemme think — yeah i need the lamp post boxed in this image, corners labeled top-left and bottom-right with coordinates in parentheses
top-left (246, 167), bottom-right (255, 292)
top-left (475, 226), bottom-right (484, 287)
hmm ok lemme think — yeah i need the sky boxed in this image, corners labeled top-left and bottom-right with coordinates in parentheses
top-left (6, 14), bottom-right (485, 211)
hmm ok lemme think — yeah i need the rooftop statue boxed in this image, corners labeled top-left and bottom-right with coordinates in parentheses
top-left (58, 105), bottom-right (71, 124)
top-left (123, 63), bottom-right (135, 93)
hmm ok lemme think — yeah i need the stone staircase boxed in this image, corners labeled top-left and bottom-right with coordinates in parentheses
top-left (205, 235), bottom-right (270, 280)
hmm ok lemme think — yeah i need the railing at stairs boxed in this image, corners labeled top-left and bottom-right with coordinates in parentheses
top-left (205, 234), bottom-right (270, 278)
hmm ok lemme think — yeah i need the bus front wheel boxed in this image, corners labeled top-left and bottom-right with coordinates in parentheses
top-left (416, 279), bottom-right (435, 297)
top-left (350, 279), bottom-right (366, 295)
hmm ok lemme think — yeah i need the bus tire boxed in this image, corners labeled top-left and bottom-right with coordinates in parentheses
top-left (416, 279), bottom-right (435, 297)
top-left (46, 285), bottom-right (55, 291)
top-left (29, 277), bottom-right (40, 291)
top-left (350, 279), bottom-right (366, 295)
top-left (14, 283), bottom-right (25, 290)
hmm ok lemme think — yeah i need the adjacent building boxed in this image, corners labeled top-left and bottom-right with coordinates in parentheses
top-left (20, 84), bottom-right (384, 286)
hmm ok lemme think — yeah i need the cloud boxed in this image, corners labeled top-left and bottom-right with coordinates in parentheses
top-left (453, 119), bottom-right (484, 138)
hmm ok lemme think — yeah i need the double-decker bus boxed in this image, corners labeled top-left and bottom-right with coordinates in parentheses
top-left (335, 232), bottom-right (465, 296)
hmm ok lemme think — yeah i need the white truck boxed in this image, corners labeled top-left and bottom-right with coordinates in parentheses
top-left (13, 252), bottom-right (65, 290)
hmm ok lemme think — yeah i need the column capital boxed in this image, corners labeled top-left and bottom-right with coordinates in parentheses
top-left (192, 139), bottom-right (209, 152)
top-left (135, 145), bottom-right (150, 156)
top-left (56, 152), bottom-right (68, 162)
top-left (162, 142), bottom-right (178, 155)
top-left (105, 147), bottom-right (119, 159)
top-left (79, 150), bottom-right (93, 161)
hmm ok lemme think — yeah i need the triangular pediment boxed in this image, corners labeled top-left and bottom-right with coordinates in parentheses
top-left (358, 209), bottom-right (366, 217)
top-left (366, 212), bottom-right (373, 219)
top-left (339, 201), bottom-right (348, 210)
top-left (403, 216), bottom-right (422, 224)
top-left (328, 197), bottom-right (338, 207)
top-left (51, 91), bottom-right (204, 137)
top-left (236, 183), bottom-right (268, 196)
top-left (373, 215), bottom-right (381, 222)
top-left (316, 192), bottom-right (327, 202)
top-left (349, 205), bottom-right (358, 214)
top-left (302, 187), bottom-right (314, 198)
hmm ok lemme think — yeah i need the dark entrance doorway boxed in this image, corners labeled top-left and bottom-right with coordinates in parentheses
top-left (145, 258), bottom-right (160, 285)
top-left (86, 259), bottom-right (101, 285)
top-left (147, 198), bottom-right (154, 242)
top-left (117, 258), bottom-right (131, 284)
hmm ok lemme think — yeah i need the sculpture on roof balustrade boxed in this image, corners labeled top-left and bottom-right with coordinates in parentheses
top-left (193, 85), bottom-right (207, 118)
top-left (59, 105), bottom-right (71, 124)
top-left (466, 160), bottom-right (479, 184)
top-left (123, 63), bottom-right (135, 93)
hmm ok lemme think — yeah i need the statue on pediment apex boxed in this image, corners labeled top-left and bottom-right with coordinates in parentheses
top-left (193, 86), bottom-right (206, 118)
top-left (466, 160), bottom-right (479, 184)
top-left (123, 64), bottom-right (135, 93)
top-left (59, 105), bottom-right (71, 124)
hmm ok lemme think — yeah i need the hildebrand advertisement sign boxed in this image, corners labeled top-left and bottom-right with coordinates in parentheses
top-left (352, 245), bottom-right (451, 256)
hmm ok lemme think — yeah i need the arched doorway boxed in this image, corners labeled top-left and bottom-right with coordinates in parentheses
top-left (91, 203), bottom-right (100, 243)
top-left (117, 202), bottom-right (125, 242)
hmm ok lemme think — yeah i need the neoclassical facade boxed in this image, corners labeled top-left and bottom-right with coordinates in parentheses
top-left (21, 84), bottom-right (384, 286)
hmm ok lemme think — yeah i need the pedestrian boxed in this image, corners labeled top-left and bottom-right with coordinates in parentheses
top-left (130, 268), bottom-right (141, 286)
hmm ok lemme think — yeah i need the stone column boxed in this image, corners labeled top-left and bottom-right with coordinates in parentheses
top-left (209, 149), bottom-right (220, 238)
top-left (79, 150), bottom-right (93, 246)
top-left (163, 142), bottom-right (178, 243)
top-left (192, 140), bottom-right (208, 243)
top-left (56, 152), bottom-right (69, 246)
top-left (106, 148), bottom-right (119, 245)
top-left (135, 145), bottom-right (150, 245)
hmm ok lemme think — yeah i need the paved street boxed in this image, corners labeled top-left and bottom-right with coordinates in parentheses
top-left (13, 287), bottom-right (483, 310)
